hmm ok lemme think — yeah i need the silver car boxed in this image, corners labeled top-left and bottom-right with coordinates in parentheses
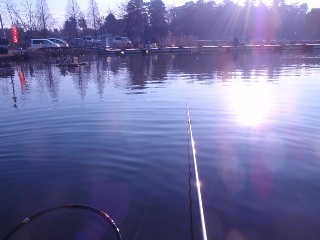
top-left (48, 38), bottom-right (69, 48)
top-left (112, 36), bottom-right (132, 48)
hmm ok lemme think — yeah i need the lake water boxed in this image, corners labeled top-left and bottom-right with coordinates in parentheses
top-left (1, 52), bottom-right (320, 240)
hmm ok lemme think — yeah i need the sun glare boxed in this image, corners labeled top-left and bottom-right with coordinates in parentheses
top-left (229, 83), bottom-right (273, 126)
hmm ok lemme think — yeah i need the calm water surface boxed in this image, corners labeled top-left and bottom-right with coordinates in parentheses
top-left (1, 53), bottom-right (320, 240)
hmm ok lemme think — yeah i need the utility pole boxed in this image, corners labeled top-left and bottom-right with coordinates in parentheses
top-left (0, 13), bottom-right (5, 37)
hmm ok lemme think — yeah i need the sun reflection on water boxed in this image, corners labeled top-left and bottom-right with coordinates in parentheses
top-left (229, 83), bottom-right (273, 126)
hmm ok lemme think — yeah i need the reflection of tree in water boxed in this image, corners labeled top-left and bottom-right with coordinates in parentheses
top-left (0, 78), bottom-right (10, 99)
top-left (0, 74), bottom-right (18, 108)
top-left (149, 55), bottom-right (170, 82)
top-left (59, 67), bottom-right (68, 76)
top-left (170, 54), bottom-right (218, 82)
top-left (170, 53), bottom-right (283, 82)
top-left (29, 65), bottom-right (34, 77)
top-left (5, 53), bottom-right (314, 103)
top-left (101, 54), bottom-right (288, 90)
top-left (72, 66), bottom-right (89, 99)
top-left (107, 56), bottom-right (124, 74)
top-left (97, 56), bottom-right (151, 91)
top-left (93, 59), bottom-right (106, 97)
top-left (10, 76), bottom-right (18, 108)
top-left (46, 65), bottom-right (59, 101)
top-left (19, 63), bottom-right (61, 102)
top-left (126, 55), bottom-right (150, 90)
top-left (125, 55), bottom-right (169, 90)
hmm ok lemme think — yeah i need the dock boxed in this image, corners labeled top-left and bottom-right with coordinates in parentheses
top-left (97, 44), bottom-right (320, 56)
top-left (1, 43), bottom-right (320, 62)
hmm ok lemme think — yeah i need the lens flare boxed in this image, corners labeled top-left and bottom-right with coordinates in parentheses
top-left (229, 83), bottom-right (273, 126)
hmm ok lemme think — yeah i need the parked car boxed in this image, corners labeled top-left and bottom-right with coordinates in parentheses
top-left (48, 38), bottom-right (69, 48)
top-left (82, 36), bottom-right (94, 44)
top-left (112, 36), bottom-right (132, 48)
top-left (94, 38), bottom-right (101, 44)
top-left (69, 38), bottom-right (84, 46)
top-left (30, 39), bottom-right (60, 48)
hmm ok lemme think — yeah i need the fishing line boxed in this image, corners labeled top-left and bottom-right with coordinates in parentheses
top-left (187, 117), bottom-right (195, 240)
top-left (3, 203), bottom-right (122, 240)
top-left (186, 103), bottom-right (208, 240)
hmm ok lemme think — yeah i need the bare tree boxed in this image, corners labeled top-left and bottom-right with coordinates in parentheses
top-left (87, 0), bottom-right (101, 37)
top-left (0, 0), bottom-right (35, 33)
top-left (66, 0), bottom-right (82, 21)
top-left (65, 0), bottom-right (82, 36)
top-left (21, 0), bottom-right (36, 31)
top-left (2, 0), bottom-right (19, 25)
top-left (35, 0), bottom-right (54, 37)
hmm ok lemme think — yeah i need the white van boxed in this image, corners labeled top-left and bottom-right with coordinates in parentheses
top-left (30, 39), bottom-right (60, 48)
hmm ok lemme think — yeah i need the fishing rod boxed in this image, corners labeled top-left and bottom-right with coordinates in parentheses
top-left (3, 203), bottom-right (122, 240)
top-left (186, 103), bottom-right (208, 240)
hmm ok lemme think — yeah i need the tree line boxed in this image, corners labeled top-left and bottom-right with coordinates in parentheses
top-left (1, 0), bottom-right (320, 47)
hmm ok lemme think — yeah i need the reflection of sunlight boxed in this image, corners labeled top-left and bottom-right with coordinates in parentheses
top-left (229, 84), bottom-right (272, 126)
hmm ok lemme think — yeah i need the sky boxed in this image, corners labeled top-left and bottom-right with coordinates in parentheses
top-left (1, 0), bottom-right (320, 28)
top-left (49, 0), bottom-right (320, 25)
top-left (60, 0), bottom-right (320, 14)
top-left (70, 0), bottom-right (320, 13)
